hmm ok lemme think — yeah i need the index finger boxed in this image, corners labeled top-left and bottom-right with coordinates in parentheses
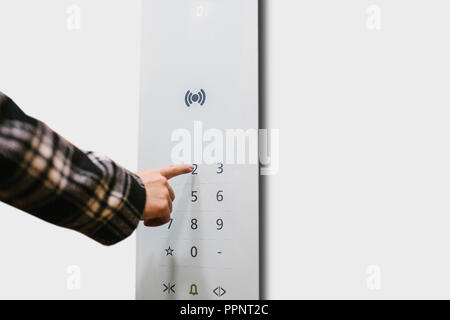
top-left (159, 164), bottom-right (194, 179)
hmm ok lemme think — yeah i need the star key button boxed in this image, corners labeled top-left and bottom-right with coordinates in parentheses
top-left (165, 246), bottom-right (174, 256)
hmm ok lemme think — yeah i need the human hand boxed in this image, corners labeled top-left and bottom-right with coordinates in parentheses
top-left (137, 164), bottom-right (194, 227)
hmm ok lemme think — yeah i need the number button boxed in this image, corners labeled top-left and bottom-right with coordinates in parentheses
top-left (191, 218), bottom-right (198, 230)
top-left (216, 218), bottom-right (224, 230)
top-left (216, 190), bottom-right (224, 202)
top-left (191, 246), bottom-right (198, 258)
top-left (191, 190), bottom-right (199, 203)
top-left (201, 185), bottom-right (232, 211)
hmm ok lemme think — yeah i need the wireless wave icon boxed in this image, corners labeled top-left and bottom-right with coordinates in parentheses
top-left (185, 89), bottom-right (206, 107)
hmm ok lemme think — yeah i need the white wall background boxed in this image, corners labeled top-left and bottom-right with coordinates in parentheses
top-left (0, 0), bottom-right (141, 299)
top-left (264, 0), bottom-right (450, 299)
top-left (0, 0), bottom-right (450, 299)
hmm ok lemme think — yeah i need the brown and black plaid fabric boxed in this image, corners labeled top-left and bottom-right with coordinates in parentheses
top-left (0, 92), bottom-right (146, 245)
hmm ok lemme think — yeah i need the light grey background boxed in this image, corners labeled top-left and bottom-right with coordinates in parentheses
top-left (263, 0), bottom-right (450, 299)
top-left (0, 0), bottom-right (141, 299)
top-left (0, 0), bottom-right (449, 299)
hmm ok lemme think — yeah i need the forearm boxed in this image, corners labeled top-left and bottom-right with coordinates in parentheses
top-left (0, 92), bottom-right (146, 245)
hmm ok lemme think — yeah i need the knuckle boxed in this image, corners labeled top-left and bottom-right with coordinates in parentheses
top-left (156, 200), bottom-right (168, 211)
top-left (161, 210), bottom-right (170, 219)
top-left (160, 176), bottom-right (168, 184)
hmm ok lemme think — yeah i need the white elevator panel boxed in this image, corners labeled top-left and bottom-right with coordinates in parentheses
top-left (136, 0), bottom-right (259, 300)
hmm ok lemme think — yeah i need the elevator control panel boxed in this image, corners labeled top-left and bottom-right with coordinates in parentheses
top-left (137, 0), bottom-right (259, 300)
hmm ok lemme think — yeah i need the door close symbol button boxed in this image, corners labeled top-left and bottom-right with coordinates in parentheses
top-left (163, 283), bottom-right (176, 294)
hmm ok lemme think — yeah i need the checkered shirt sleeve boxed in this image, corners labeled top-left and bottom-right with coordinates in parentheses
top-left (0, 93), bottom-right (146, 246)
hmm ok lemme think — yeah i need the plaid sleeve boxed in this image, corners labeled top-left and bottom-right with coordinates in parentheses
top-left (0, 93), bottom-right (146, 246)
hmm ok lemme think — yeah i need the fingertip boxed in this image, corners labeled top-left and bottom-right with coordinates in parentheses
top-left (180, 163), bottom-right (195, 172)
top-left (160, 163), bottom-right (195, 179)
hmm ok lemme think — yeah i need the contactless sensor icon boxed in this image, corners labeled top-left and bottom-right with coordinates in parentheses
top-left (185, 89), bottom-right (206, 107)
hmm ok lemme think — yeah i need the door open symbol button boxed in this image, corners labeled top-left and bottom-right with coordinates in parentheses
top-left (213, 286), bottom-right (226, 297)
